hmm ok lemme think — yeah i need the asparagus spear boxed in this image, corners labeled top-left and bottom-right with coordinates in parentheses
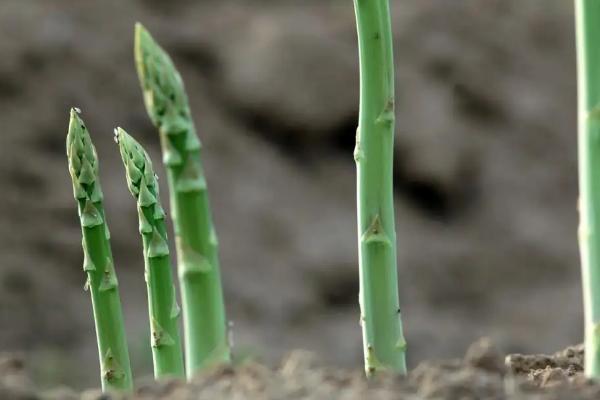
top-left (66, 108), bottom-right (133, 391)
top-left (352, 0), bottom-right (407, 375)
top-left (115, 127), bottom-right (185, 379)
top-left (134, 23), bottom-right (229, 377)
top-left (575, 0), bottom-right (600, 378)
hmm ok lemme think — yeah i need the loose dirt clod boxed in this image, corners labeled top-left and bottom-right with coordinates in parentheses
top-left (464, 337), bottom-right (505, 374)
top-left (505, 344), bottom-right (584, 375)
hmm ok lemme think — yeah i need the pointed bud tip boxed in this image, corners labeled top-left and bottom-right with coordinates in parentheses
top-left (135, 22), bottom-right (145, 36)
top-left (116, 129), bottom-right (148, 169)
top-left (67, 107), bottom-right (87, 143)
top-left (134, 22), bottom-right (153, 50)
top-left (115, 127), bottom-right (131, 147)
top-left (69, 108), bottom-right (83, 126)
top-left (113, 127), bottom-right (120, 144)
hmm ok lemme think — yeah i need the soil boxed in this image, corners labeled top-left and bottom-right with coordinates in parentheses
top-left (0, 0), bottom-right (586, 393)
top-left (1, 340), bottom-right (598, 400)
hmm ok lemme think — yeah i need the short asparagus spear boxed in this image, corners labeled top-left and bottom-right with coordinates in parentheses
top-left (575, 0), bottom-right (600, 378)
top-left (115, 127), bottom-right (185, 379)
top-left (134, 23), bottom-right (230, 377)
top-left (66, 109), bottom-right (133, 391)
top-left (352, 0), bottom-right (407, 375)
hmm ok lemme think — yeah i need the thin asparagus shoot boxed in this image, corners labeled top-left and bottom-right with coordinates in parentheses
top-left (115, 127), bottom-right (185, 379)
top-left (575, 0), bottom-right (600, 378)
top-left (352, 0), bottom-right (407, 375)
top-left (66, 108), bottom-right (133, 391)
top-left (134, 23), bottom-right (230, 377)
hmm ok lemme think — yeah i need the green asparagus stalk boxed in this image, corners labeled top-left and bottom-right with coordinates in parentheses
top-left (66, 108), bottom-right (133, 391)
top-left (352, 0), bottom-right (407, 375)
top-left (115, 127), bottom-right (185, 379)
top-left (575, 0), bottom-right (600, 378)
top-left (134, 23), bottom-right (230, 377)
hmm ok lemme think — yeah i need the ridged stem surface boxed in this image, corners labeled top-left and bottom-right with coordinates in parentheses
top-left (352, 0), bottom-right (407, 375)
top-left (134, 24), bottom-right (229, 378)
top-left (116, 128), bottom-right (185, 379)
top-left (66, 109), bottom-right (133, 391)
top-left (576, 0), bottom-right (600, 378)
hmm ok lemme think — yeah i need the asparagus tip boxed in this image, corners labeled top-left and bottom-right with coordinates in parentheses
top-left (134, 22), bottom-right (148, 45)
top-left (67, 108), bottom-right (92, 160)
top-left (114, 127), bottom-right (131, 149)
top-left (134, 22), bottom-right (154, 69)
top-left (66, 108), bottom-right (99, 197)
top-left (116, 127), bottom-right (157, 199)
top-left (68, 107), bottom-right (83, 130)
top-left (133, 22), bottom-right (191, 134)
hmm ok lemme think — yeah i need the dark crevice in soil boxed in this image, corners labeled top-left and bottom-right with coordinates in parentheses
top-left (220, 103), bottom-right (478, 222)
top-left (399, 178), bottom-right (453, 220)
top-left (394, 145), bottom-right (480, 222)
top-left (2, 269), bottom-right (34, 295)
top-left (0, 76), bottom-right (21, 98)
top-left (325, 115), bottom-right (360, 155)
top-left (5, 167), bottom-right (45, 195)
top-left (314, 269), bottom-right (359, 309)
top-left (34, 132), bottom-right (65, 158)
top-left (219, 105), bottom-right (321, 163)
top-left (172, 43), bottom-right (220, 79)
top-left (452, 82), bottom-right (506, 124)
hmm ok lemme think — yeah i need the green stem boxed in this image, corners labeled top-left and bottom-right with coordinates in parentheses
top-left (576, 0), bottom-right (600, 378)
top-left (134, 25), bottom-right (230, 379)
top-left (67, 109), bottom-right (133, 391)
top-left (173, 181), bottom-right (227, 373)
top-left (116, 128), bottom-right (185, 379)
top-left (352, 0), bottom-right (407, 375)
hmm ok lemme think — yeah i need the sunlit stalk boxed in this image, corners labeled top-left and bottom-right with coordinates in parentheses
top-left (352, 0), bottom-right (407, 376)
top-left (575, 0), bottom-right (600, 378)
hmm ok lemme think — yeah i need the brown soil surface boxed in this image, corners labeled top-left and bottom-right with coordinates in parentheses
top-left (1, 340), bottom-right (599, 399)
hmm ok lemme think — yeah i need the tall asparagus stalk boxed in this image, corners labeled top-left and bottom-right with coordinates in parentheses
top-left (115, 128), bottom-right (185, 379)
top-left (352, 0), bottom-right (407, 375)
top-left (575, 0), bottom-right (600, 378)
top-left (66, 109), bottom-right (133, 391)
top-left (134, 24), bottom-right (229, 377)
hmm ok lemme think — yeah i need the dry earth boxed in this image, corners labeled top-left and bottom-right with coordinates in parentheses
top-left (3, 340), bottom-right (600, 399)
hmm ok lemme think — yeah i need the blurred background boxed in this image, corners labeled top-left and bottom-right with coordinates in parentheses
top-left (0, 0), bottom-right (580, 389)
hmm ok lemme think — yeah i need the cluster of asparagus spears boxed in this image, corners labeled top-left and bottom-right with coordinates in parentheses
top-left (68, 4), bottom-right (408, 390)
top-left (67, 25), bottom-right (230, 391)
